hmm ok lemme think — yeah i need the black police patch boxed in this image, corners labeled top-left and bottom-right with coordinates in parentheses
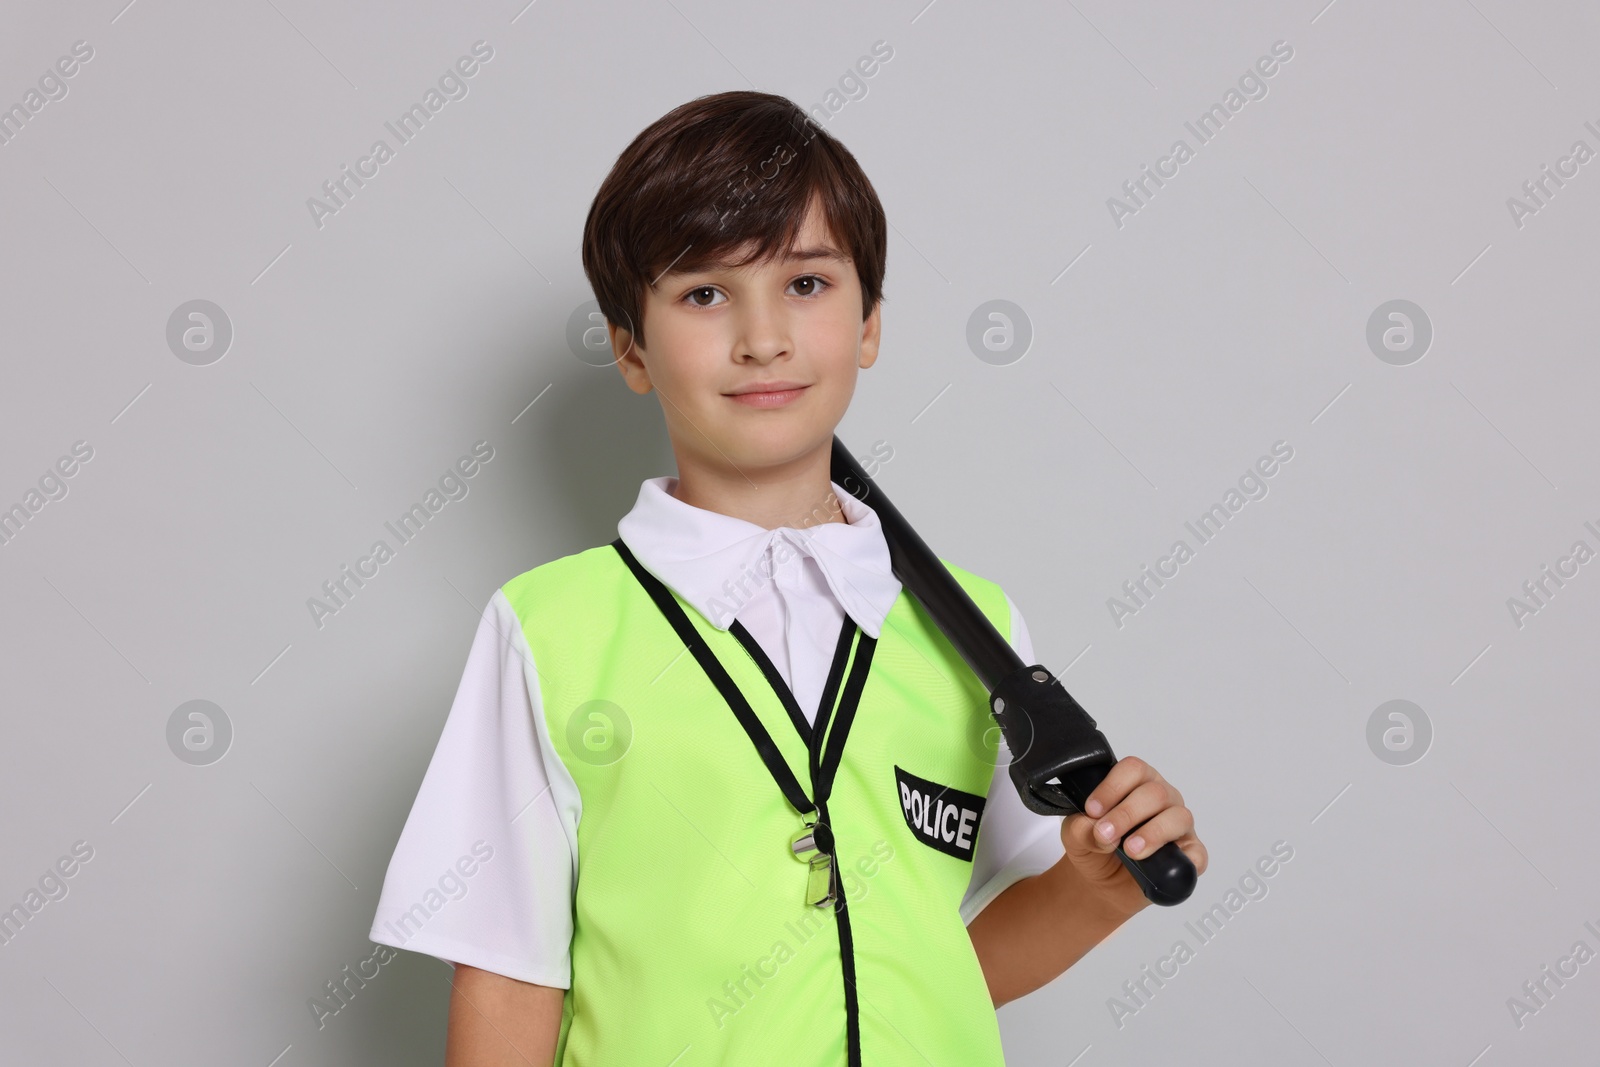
top-left (893, 765), bottom-right (986, 862)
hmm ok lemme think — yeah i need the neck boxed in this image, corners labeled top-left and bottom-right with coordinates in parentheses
top-left (670, 443), bottom-right (846, 531)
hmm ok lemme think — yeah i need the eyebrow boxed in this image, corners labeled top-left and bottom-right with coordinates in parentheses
top-left (782, 245), bottom-right (851, 263)
top-left (664, 244), bottom-right (851, 280)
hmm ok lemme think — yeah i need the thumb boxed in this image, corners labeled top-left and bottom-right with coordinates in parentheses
top-left (1062, 812), bottom-right (1111, 854)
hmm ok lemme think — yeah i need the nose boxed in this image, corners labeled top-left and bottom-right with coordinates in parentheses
top-left (734, 291), bottom-right (792, 365)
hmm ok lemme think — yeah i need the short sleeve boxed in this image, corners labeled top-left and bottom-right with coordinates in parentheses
top-left (368, 588), bottom-right (577, 987)
top-left (959, 590), bottom-right (1067, 924)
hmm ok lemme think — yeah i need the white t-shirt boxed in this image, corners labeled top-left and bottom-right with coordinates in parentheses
top-left (368, 476), bottom-right (1066, 986)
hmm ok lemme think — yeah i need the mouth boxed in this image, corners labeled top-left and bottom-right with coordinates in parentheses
top-left (724, 381), bottom-right (810, 408)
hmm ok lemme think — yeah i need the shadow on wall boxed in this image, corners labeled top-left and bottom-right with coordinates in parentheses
top-left (529, 335), bottom-right (675, 557)
top-left (334, 954), bottom-right (456, 1065)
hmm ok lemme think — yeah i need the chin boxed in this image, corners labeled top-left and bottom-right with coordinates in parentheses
top-left (721, 424), bottom-right (835, 469)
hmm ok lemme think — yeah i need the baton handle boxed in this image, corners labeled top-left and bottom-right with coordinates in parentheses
top-left (830, 436), bottom-right (1197, 907)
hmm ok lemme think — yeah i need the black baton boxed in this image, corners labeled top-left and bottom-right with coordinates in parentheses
top-left (830, 436), bottom-right (1197, 907)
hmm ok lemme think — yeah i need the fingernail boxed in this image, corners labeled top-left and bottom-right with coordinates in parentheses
top-left (1097, 820), bottom-right (1115, 839)
top-left (1086, 799), bottom-right (1103, 816)
top-left (1127, 836), bottom-right (1144, 853)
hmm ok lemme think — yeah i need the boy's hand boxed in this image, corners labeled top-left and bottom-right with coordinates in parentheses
top-left (1059, 756), bottom-right (1207, 918)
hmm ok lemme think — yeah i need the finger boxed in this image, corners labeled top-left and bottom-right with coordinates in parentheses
top-left (1120, 804), bottom-right (1196, 859)
top-left (1092, 779), bottom-right (1178, 851)
top-left (1063, 810), bottom-right (1129, 857)
top-left (1083, 756), bottom-right (1154, 818)
top-left (1061, 812), bottom-right (1099, 851)
top-left (1179, 835), bottom-right (1208, 876)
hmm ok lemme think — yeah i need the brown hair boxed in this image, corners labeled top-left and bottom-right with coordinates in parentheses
top-left (581, 90), bottom-right (887, 351)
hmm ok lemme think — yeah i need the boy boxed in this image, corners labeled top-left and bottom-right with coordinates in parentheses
top-left (371, 90), bottom-right (1205, 1065)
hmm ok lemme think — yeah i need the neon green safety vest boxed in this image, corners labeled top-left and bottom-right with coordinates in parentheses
top-left (501, 536), bottom-right (1016, 1066)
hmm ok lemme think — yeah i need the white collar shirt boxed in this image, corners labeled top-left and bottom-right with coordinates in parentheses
top-left (615, 474), bottom-right (903, 724)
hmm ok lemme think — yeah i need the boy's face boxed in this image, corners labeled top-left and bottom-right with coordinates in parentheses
top-left (608, 199), bottom-right (881, 478)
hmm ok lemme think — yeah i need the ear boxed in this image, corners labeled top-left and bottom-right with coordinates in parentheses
top-left (609, 319), bottom-right (653, 395)
top-left (857, 300), bottom-right (882, 370)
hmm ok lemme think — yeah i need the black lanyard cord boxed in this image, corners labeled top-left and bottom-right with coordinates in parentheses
top-left (612, 537), bottom-right (841, 816)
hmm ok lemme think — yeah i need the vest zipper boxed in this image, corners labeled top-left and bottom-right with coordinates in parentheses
top-left (611, 536), bottom-right (875, 1066)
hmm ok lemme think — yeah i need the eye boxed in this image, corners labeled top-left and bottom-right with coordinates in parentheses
top-left (679, 275), bottom-right (831, 308)
top-left (682, 285), bottom-right (725, 309)
top-left (790, 274), bottom-right (830, 298)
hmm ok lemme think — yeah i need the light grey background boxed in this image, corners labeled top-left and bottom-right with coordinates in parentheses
top-left (2, 0), bottom-right (1596, 1064)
